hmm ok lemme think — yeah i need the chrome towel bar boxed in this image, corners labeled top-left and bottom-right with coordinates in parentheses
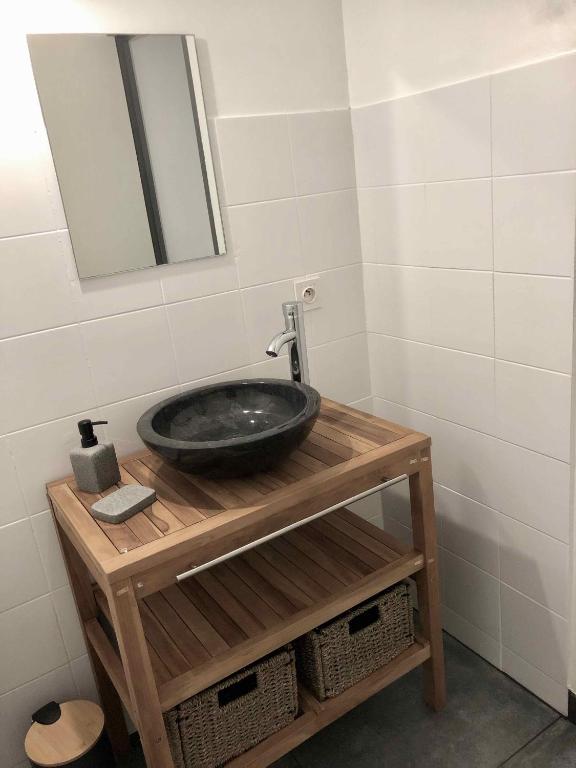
top-left (176, 473), bottom-right (408, 581)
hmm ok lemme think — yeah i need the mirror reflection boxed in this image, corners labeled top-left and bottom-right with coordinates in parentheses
top-left (27, 33), bottom-right (225, 279)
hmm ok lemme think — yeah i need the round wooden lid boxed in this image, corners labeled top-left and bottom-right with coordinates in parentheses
top-left (25, 700), bottom-right (104, 767)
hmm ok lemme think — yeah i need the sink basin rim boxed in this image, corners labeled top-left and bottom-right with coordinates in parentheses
top-left (136, 378), bottom-right (321, 451)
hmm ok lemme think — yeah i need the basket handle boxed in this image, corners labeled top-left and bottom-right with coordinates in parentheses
top-left (217, 672), bottom-right (258, 707)
top-left (348, 604), bottom-right (380, 635)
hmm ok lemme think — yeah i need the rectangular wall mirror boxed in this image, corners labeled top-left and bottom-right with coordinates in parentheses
top-left (27, 33), bottom-right (225, 279)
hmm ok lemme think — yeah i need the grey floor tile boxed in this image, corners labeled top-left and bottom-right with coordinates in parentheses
top-left (502, 719), bottom-right (576, 767)
top-left (289, 634), bottom-right (559, 768)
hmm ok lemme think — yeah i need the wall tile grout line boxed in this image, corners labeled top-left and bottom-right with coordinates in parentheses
top-left (372, 394), bottom-right (571, 465)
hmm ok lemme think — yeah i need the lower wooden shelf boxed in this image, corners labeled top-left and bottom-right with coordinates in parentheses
top-left (88, 508), bottom-right (423, 713)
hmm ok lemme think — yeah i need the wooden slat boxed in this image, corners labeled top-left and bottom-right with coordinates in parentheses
top-left (138, 453), bottom-right (224, 516)
top-left (299, 522), bottom-right (369, 578)
top-left (119, 466), bottom-right (186, 536)
top-left (179, 579), bottom-right (246, 647)
top-left (285, 529), bottom-right (356, 586)
top-left (253, 473), bottom-right (286, 491)
top-left (330, 510), bottom-right (400, 562)
top-left (185, 475), bottom-right (247, 510)
top-left (243, 550), bottom-right (313, 610)
top-left (162, 585), bottom-right (229, 657)
top-left (147, 643), bottom-right (173, 687)
top-left (313, 419), bottom-right (377, 452)
top-left (123, 460), bottom-right (205, 526)
top-left (220, 478), bottom-right (267, 504)
top-left (212, 563), bottom-right (280, 629)
top-left (323, 397), bottom-right (412, 436)
top-left (123, 512), bottom-right (163, 544)
top-left (194, 570), bottom-right (265, 637)
top-left (306, 431), bottom-right (359, 460)
top-left (276, 458), bottom-right (313, 480)
top-left (337, 507), bottom-right (411, 556)
top-left (139, 603), bottom-right (190, 677)
top-left (269, 537), bottom-right (344, 594)
top-left (260, 543), bottom-right (331, 602)
top-left (299, 440), bottom-right (343, 467)
top-left (145, 592), bottom-right (211, 667)
top-left (290, 449), bottom-right (329, 473)
top-left (321, 405), bottom-right (401, 442)
top-left (225, 557), bottom-right (296, 621)
top-left (312, 517), bottom-right (387, 571)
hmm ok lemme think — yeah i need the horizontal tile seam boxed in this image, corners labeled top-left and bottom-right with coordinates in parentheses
top-left (355, 167), bottom-right (576, 190)
top-left (501, 581), bottom-right (568, 624)
top-left (372, 396), bottom-right (570, 466)
top-left (0, 658), bottom-right (74, 699)
top-left (225, 186), bottom-right (357, 209)
top-left (0, 227), bottom-right (68, 244)
top-left (212, 106), bottom-right (352, 121)
top-left (349, 49), bottom-right (576, 108)
top-left (239, 261), bottom-right (362, 291)
top-left (368, 332), bottom-right (572, 377)
top-left (501, 644), bottom-right (568, 689)
top-left (434, 482), bottom-right (570, 546)
top-left (442, 604), bottom-right (501, 645)
top-left (441, 546), bottom-right (569, 620)
top-left (364, 262), bottom-right (574, 280)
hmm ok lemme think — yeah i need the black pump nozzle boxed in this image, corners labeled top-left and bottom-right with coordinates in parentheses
top-left (78, 419), bottom-right (108, 448)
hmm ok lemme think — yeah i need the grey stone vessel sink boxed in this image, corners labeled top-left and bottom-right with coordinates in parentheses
top-left (137, 379), bottom-right (321, 478)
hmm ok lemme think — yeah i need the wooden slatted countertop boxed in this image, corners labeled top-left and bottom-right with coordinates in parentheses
top-left (48, 398), bottom-right (430, 589)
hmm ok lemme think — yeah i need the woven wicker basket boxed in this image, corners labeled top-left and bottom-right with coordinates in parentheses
top-left (295, 583), bottom-right (414, 700)
top-left (164, 646), bottom-right (298, 768)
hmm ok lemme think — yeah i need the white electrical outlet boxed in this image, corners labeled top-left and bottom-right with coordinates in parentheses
top-left (293, 275), bottom-right (322, 311)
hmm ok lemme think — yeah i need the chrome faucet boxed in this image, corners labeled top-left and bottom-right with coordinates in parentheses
top-left (266, 301), bottom-right (310, 384)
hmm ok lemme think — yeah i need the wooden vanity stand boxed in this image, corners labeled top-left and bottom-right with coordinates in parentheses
top-left (48, 398), bottom-right (445, 768)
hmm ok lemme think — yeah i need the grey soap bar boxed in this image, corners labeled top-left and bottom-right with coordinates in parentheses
top-left (90, 485), bottom-right (156, 523)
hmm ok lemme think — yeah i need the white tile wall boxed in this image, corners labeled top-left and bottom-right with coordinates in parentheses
top-left (0, 65), bottom-right (371, 762)
top-left (491, 54), bottom-right (576, 176)
top-left (288, 110), bottom-right (356, 195)
top-left (226, 199), bottom-right (304, 287)
top-left (493, 172), bottom-right (576, 276)
top-left (297, 189), bottom-right (361, 272)
top-left (213, 115), bottom-right (295, 205)
top-left (357, 53), bottom-right (576, 713)
top-left (0, 519), bottom-right (48, 612)
top-left (364, 265), bottom-right (494, 356)
top-left (81, 308), bottom-right (177, 405)
top-left (359, 180), bottom-right (493, 270)
top-left (494, 274), bottom-right (573, 373)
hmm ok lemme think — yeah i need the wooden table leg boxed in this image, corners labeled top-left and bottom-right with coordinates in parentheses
top-left (54, 515), bottom-right (131, 756)
top-left (409, 451), bottom-right (446, 711)
top-left (107, 579), bottom-right (175, 768)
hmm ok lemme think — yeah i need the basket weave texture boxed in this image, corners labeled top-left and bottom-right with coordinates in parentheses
top-left (164, 646), bottom-right (298, 768)
top-left (295, 583), bottom-right (414, 700)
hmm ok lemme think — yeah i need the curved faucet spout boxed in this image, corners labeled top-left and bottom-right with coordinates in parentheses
top-left (266, 330), bottom-right (296, 357)
top-left (265, 301), bottom-right (309, 383)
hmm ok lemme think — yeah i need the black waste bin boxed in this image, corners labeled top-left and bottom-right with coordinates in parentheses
top-left (25, 700), bottom-right (115, 768)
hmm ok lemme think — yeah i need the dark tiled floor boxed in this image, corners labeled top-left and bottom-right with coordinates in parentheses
top-left (120, 634), bottom-right (575, 768)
